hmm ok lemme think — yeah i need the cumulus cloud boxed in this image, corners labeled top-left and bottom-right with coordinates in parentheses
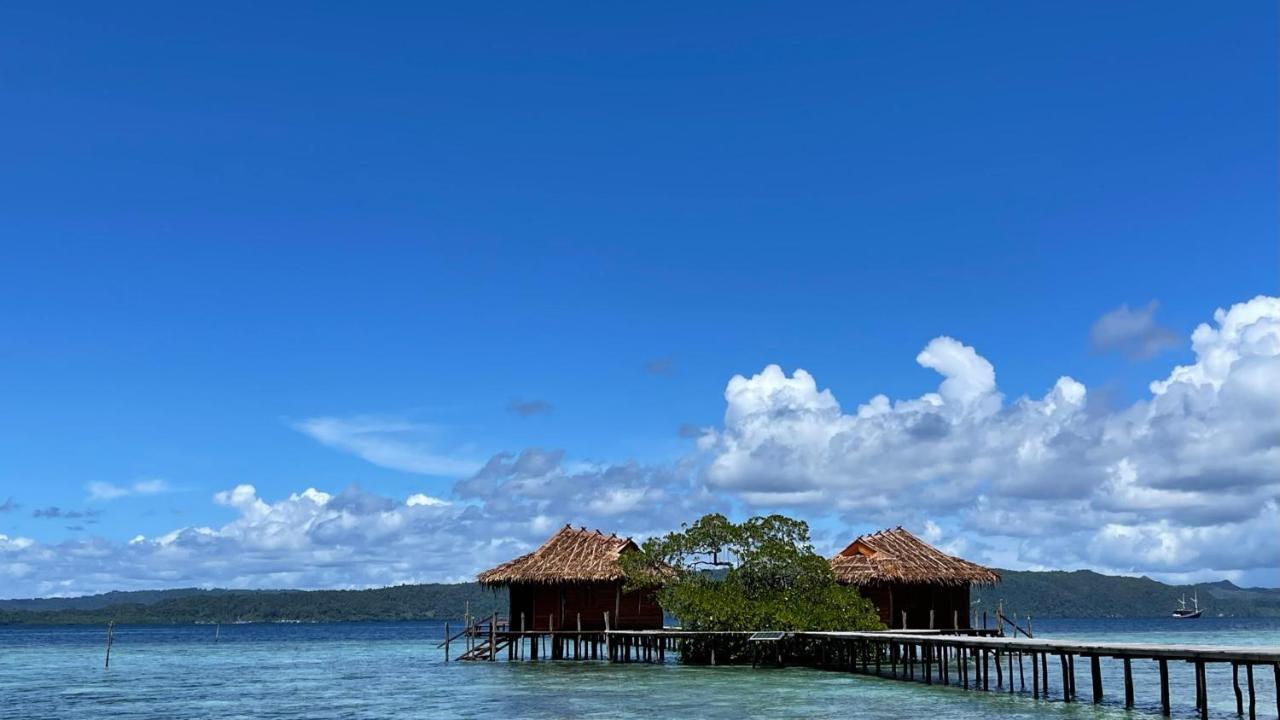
top-left (1091, 301), bottom-right (1180, 359)
top-left (294, 416), bottom-right (480, 476)
top-left (0, 450), bottom-right (723, 597)
top-left (5, 295), bottom-right (1277, 596)
top-left (86, 479), bottom-right (170, 501)
top-left (507, 399), bottom-right (553, 417)
top-left (703, 296), bottom-right (1280, 581)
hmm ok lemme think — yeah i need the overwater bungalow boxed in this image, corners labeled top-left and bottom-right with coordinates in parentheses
top-left (829, 527), bottom-right (1000, 630)
top-left (478, 524), bottom-right (663, 632)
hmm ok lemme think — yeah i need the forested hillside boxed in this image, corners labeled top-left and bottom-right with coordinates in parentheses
top-left (974, 570), bottom-right (1280, 618)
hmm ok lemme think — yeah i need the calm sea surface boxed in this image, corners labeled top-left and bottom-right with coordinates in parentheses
top-left (2, 618), bottom-right (1277, 719)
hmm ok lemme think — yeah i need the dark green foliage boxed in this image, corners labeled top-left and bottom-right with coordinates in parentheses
top-left (973, 570), bottom-right (1280, 618)
top-left (622, 513), bottom-right (883, 633)
top-left (0, 584), bottom-right (506, 625)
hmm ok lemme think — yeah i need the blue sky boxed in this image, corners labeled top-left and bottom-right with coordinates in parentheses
top-left (0, 2), bottom-right (1276, 596)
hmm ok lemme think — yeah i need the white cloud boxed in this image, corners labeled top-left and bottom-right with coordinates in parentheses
top-left (5, 295), bottom-right (1277, 596)
top-left (87, 478), bottom-right (171, 501)
top-left (294, 416), bottom-right (480, 476)
top-left (0, 451), bottom-right (724, 597)
top-left (1091, 301), bottom-right (1180, 359)
top-left (703, 295), bottom-right (1280, 580)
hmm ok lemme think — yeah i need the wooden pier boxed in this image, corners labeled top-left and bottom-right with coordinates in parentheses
top-left (443, 616), bottom-right (1280, 719)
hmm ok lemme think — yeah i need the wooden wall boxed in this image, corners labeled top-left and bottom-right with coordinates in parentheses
top-left (507, 581), bottom-right (663, 631)
top-left (857, 582), bottom-right (972, 630)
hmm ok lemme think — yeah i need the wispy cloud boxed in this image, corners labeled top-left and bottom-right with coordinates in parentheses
top-left (294, 416), bottom-right (480, 476)
top-left (32, 506), bottom-right (102, 520)
top-left (644, 358), bottom-right (674, 375)
top-left (507, 399), bottom-right (552, 417)
top-left (87, 479), bottom-right (170, 501)
top-left (0, 497), bottom-right (16, 513)
top-left (1091, 300), bottom-right (1179, 359)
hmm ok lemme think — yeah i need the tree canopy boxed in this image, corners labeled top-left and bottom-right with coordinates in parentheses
top-left (621, 513), bottom-right (883, 632)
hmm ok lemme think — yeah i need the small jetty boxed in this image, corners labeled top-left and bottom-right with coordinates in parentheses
top-left (443, 524), bottom-right (1280, 719)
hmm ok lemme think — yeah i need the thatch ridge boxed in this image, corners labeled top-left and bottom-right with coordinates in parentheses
top-left (477, 524), bottom-right (638, 586)
top-left (829, 526), bottom-right (1000, 587)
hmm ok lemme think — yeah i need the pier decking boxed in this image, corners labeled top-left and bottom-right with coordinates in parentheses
top-left (444, 618), bottom-right (1280, 719)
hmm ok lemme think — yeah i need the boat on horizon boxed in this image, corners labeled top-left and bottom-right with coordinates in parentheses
top-left (1172, 591), bottom-right (1203, 619)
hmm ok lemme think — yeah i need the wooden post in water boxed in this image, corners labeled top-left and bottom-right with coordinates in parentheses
top-left (1246, 663), bottom-right (1255, 719)
top-left (1018, 651), bottom-right (1024, 692)
top-left (1124, 657), bottom-right (1134, 708)
top-left (489, 612), bottom-right (497, 661)
top-left (1007, 650), bottom-right (1014, 693)
top-left (104, 621), bottom-right (115, 669)
top-left (444, 621), bottom-right (451, 662)
top-left (1032, 651), bottom-right (1039, 699)
top-left (995, 649), bottom-right (1003, 689)
top-left (1090, 655), bottom-right (1102, 703)
top-left (1198, 660), bottom-right (1209, 720)
top-left (1233, 663), bottom-right (1243, 715)
top-left (1159, 658), bottom-right (1171, 716)
top-left (1041, 652), bottom-right (1049, 696)
top-left (1060, 654), bottom-right (1070, 702)
top-left (215, 623), bottom-right (220, 643)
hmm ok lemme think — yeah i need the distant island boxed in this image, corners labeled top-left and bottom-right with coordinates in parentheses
top-left (1, 570), bottom-right (1277, 625)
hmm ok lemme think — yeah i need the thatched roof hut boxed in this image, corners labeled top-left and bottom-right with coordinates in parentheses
top-left (829, 527), bottom-right (998, 629)
top-left (477, 524), bottom-right (662, 631)
top-left (478, 525), bottom-right (638, 586)
top-left (829, 527), bottom-right (1000, 586)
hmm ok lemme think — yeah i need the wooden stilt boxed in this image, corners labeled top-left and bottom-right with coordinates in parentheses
top-left (443, 621), bottom-right (450, 662)
top-left (489, 613), bottom-right (497, 661)
top-left (1032, 651), bottom-right (1039, 699)
top-left (1008, 650), bottom-right (1014, 693)
top-left (1160, 658), bottom-right (1170, 716)
top-left (1041, 652), bottom-right (1049, 696)
top-left (995, 649), bottom-right (1002, 689)
top-left (1199, 661), bottom-right (1209, 720)
top-left (1124, 657), bottom-right (1134, 708)
top-left (1091, 655), bottom-right (1102, 703)
top-left (1246, 663), bottom-right (1255, 719)
top-left (1061, 654), bottom-right (1071, 702)
top-left (1018, 651), bottom-right (1025, 692)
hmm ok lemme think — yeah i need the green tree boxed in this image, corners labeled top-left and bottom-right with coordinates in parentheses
top-left (622, 513), bottom-right (883, 633)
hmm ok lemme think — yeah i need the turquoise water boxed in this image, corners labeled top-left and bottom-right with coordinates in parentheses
top-left (2, 619), bottom-right (1277, 719)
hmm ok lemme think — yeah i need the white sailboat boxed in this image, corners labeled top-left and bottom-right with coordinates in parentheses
top-left (1172, 591), bottom-right (1203, 619)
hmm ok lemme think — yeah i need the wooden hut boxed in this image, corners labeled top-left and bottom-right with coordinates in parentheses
top-left (477, 524), bottom-right (663, 631)
top-left (829, 527), bottom-right (999, 630)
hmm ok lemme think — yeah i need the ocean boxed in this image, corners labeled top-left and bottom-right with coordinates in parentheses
top-left (1, 618), bottom-right (1277, 719)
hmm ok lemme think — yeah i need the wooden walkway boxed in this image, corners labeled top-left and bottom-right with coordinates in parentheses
top-left (445, 620), bottom-right (1280, 719)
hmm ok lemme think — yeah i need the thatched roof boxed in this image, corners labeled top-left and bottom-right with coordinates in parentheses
top-left (477, 525), bottom-right (639, 586)
top-left (829, 527), bottom-right (1000, 587)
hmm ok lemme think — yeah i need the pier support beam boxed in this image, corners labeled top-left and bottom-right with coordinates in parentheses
top-left (1091, 655), bottom-right (1102, 703)
top-left (1159, 658), bottom-right (1171, 716)
top-left (1124, 657), bottom-right (1134, 708)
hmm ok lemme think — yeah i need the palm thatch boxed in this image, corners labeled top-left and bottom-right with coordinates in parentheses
top-left (478, 525), bottom-right (639, 586)
top-left (829, 527), bottom-right (1000, 587)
